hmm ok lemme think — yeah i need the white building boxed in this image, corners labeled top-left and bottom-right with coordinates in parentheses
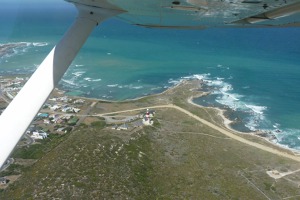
top-left (74, 99), bottom-right (85, 104)
top-left (142, 109), bottom-right (155, 126)
top-left (31, 130), bottom-right (48, 140)
top-left (142, 117), bottom-right (153, 126)
top-left (50, 104), bottom-right (61, 111)
top-left (117, 124), bottom-right (129, 130)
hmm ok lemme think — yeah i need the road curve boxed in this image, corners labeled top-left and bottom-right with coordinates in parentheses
top-left (96, 104), bottom-right (300, 163)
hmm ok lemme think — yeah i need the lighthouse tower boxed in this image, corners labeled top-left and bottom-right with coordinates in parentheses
top-left (143, 109), bottom-right (153, 125)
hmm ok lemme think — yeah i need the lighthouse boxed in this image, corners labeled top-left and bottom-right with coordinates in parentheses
top-left (142, 109), bottom-right (154, 125)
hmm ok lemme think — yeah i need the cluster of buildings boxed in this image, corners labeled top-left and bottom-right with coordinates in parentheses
top-left (0, 76), bottom-right (160, 190)
top-left (46, 96), bottom-right (84, 113)
top-left (109, 109), bottom-right (156, 131)
top-left (26, 97), bottom-right (85, 139)
top-left (26, 112), bottom-right (79, 140)
top-left (0, 76), bottom-right (29, 100)
top-left (45, 103), bottom-right (81, 113)
top-left (1, 76), bottom-right (158, 139)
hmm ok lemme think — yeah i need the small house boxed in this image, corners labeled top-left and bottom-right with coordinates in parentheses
top-left (117, 123), bottom-right (129, 130)
top-left (49, 97), bottom-right (57, 101)
top-left (57, 127), bottom-right (68, 133)
top-left (0, 177), bottom-right (9, 185)
top-left (74, 99), bottom-right (85, 104)
top-left (72, 108), bottom-right (81, 113)
top-left (43, 119), bottom-right (50, 124)
top-left (38, 113), bottom-right (49, 118)
top-left (31, 130), bottom-right (48, 140)
top-left (50, 104), bottom-right (61, 111)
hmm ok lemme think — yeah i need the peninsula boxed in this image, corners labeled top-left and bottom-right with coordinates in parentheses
top-left (1, 77), bottom-right (300, 199)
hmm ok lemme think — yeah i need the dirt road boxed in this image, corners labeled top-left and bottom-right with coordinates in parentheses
top-left (96, 104), bottom-right (300, 163)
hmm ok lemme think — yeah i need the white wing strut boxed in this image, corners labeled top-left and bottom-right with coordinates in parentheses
top-left (0, 4), bottom-right (122, 169)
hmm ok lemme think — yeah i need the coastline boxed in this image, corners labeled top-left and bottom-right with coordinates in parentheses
top-left (71, 78), bottom-right (300, 155)
top-left (2, 74), bottom-right (300, 155)
top-left (187, 96), bottom-right (233, 130)
top-left (186, 87), bottom-right (300, 155)
top-left (68, 79), bottom-right (186, 104)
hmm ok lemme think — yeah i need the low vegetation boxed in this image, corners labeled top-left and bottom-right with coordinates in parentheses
top-left (11, 134), bottom-right (68, 160)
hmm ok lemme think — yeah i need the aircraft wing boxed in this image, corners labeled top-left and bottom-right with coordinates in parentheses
top-left (68, 0), bottom-right (300, 28)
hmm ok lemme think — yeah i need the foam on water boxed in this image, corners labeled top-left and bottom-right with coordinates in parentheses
top-left (151, 87), bottom-right (162, 91)
top-left (107, 84), bottom-right (118, 87)
top-left (107, 84), bottom-right (144, 90)
top-left (72, 71), bottom-right (86, 77)
top-left (185, 72), bottom-right (300, 150)
top-left (0, 42), bottom-right (30, 60)
top-left (245, 104), bottom-right (267, 115)
top-left (179, 73), bottom-right (268, 130)
top-left (61, 79), bottom-right (80, 87)
top-left (168, 79), bottom-right (181, 85)
top-left (0, 42), bottom-right (49, 65)
top-left (32, 42), bottom-right (48, 47)
top-left (129, 85), bottom-right (143, 89)
top-left (91, 79), bottom-right (102, 82)
top-left (274, 129), bottom-right (300, 150)
top-left (83, 77), bottom-right (102, 82)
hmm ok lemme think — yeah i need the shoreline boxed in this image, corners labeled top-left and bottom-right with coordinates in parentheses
top-left (65, 79), bottom-right (186, 104)
top-left (2, 75), bottom-right (300, 154)
top-left (187, 90), bottom-right (300, 155)
top-left (69, 78), bottom-right (300, 154)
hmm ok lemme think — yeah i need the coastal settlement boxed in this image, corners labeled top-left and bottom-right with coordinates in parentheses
top-left (0, 76), bottom-right (157, 188)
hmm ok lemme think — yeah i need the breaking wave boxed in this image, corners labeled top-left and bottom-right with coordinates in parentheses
top-left (177, 74), bottom-right (268, 131)
top-left (106, 84), bottom-right (143, 89)
top-left (0, 42), bottom-right (49, 62)
top-left (177, 73), bottom-right (300, 150)
top-left (107, 84), bottom-right (118, 87)
top-left (72, 71), bottom-right (86, 77)
top-left (61, 79), bottom-right (80, 87)
top-left (32, 42), bottom-right (48, 47)
top-left (84, 77), bottom-right (102, 82)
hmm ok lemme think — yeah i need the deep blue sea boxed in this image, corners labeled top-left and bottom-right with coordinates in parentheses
top-left (1, 2), bottom-right (300, 150)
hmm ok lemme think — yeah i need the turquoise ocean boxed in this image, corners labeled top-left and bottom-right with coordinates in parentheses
top-left (1, 2), bottom-right (300, 150)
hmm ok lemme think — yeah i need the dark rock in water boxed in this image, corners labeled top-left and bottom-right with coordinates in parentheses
top-left (0, 43), bottom-right (28, 58)
top-left (256, 131), bottom-right (269, 138)
top-left (255, 130), bottom-right (277, 141)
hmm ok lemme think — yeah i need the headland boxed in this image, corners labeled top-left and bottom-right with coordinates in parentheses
top-left (1, 76), bottom-right (300, 199)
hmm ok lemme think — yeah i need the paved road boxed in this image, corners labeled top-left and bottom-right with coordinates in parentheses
top-left (95, 104), bottom-right (300, 163)
top-left (75, 101), bottom-right (97, 126)
top-left (17, 134), bottom-right (35, 147)
top-left (0, 158), bottom-right (14, 171)
top-left (0, 86), bottom-right (10, 104)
